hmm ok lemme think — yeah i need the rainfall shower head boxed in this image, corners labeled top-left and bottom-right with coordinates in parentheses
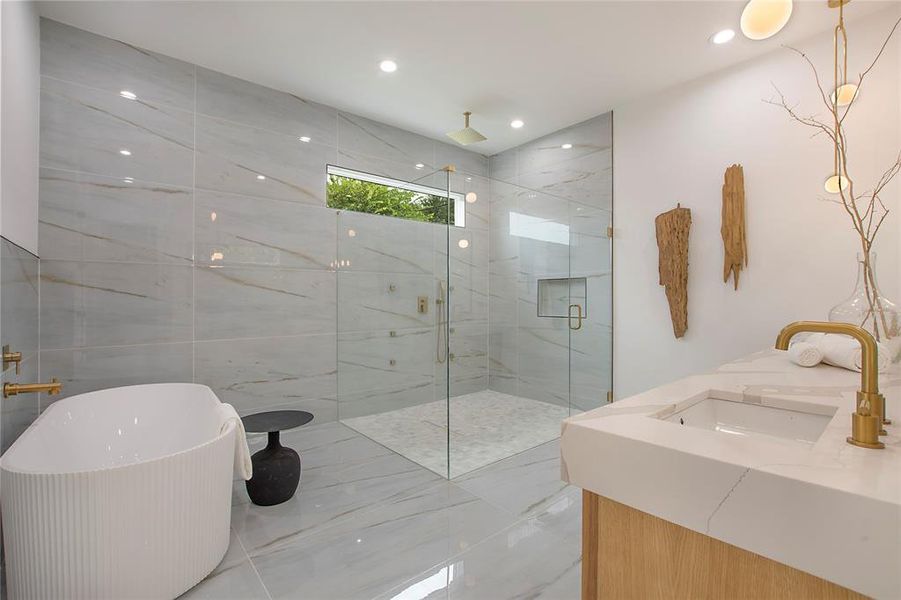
top-left (446, 112), bottom-right (487, 146)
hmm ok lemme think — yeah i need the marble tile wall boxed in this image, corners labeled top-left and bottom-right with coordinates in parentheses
top-left (0, 239), bottom-right (41, 453)
top-left (487, 114), bottom-right (613, 412)
top-left (37, 19), bottom-right (489, 424)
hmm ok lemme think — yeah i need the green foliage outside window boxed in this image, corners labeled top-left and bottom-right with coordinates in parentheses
top-left (327, 175), bottom-right (452, 225)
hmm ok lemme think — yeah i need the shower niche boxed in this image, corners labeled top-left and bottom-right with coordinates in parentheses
top-left (537, 277), bottom-right (587, 318)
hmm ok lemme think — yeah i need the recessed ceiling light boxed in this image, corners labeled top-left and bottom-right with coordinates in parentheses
top-left (210, 212), bottom-right (217, 222)
top-left (740, 0), bottom-right (793, 40)
top-left (122, 177), bottom-right (134, 183)
top-left (466, 177), bottom-right (472, 182)
top-left (119, 149), bottom-right (131, 156)
top-left (299, 136), bottom-right (311, 143)
top-left (458, 239), bottom-right (470, 249)
top-left (415, 163), bottom-right (425, 169)
top-left (379, 59), bottom-right (398, 73)
top-left (465, 192), bottom-right (478, 203)
top-left (711, 29), bottom-right (736, 45)
top-left (119, 90), bottom-right (137, 100)
top-left (510, 119), bottom-right (524, 129)
top-left (256, 174), bottom-right (266, 180)
top-left (348, 229), bottom-right (357, 237)
top-left (561, 143), bottom-right (573, 149)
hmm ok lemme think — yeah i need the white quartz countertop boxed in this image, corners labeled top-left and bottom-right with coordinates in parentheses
top-left (561, 349), bottom-right (901, 599)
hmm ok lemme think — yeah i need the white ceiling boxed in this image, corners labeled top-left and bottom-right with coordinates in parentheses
top-left (38, 0), bottom-right (896, 155)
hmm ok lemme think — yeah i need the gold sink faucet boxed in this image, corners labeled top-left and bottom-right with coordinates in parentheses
top-left (775, 321), bottom-right (886, 450)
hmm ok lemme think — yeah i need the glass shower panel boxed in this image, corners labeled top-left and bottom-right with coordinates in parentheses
top-left (335, 167), bottom-right (452, 479)
top-left (568, 202), bottom-right (613, 413)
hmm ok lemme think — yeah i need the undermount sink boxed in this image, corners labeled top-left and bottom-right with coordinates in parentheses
top-left (657, 391), bottom-right (836, 445)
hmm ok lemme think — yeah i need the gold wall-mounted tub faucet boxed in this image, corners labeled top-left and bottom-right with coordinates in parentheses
top-left (775, 321), bottom-right (886, 449)
top-left (3, 378), bottom-right (62, 399)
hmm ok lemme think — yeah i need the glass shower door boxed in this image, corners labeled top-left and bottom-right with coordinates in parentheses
top-left (567, 203), bottom-right (613, 412)
top-left (334, 165), bottom-right (452, 478)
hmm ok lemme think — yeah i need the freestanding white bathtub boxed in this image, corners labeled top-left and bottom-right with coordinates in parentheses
top-left (1, 383), bottom-right (237, 599)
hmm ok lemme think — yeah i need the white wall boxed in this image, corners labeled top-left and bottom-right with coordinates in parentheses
top-left (1, 1), bottom-right (40, 254)
top-left (614, 8), bottom-right (901, 398)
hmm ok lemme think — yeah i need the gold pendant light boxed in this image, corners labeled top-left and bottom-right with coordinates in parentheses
top-left (826, 0), bottom-right (851, 194)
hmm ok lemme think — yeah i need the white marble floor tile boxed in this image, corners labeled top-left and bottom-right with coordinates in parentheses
top-left (231, 423), bottom-right (442, 555)
top-left (250, 481), bottom-right (516, 600)
top-left (454, 439), bottom-right (581, 543)
top-left (342, 390), bottom-right (568, 478)
top-left (379, 518), bottom-right (580, 600)
top-left (178, 530), bottom-right (270, 600)
top-left (221, 420), bottom-right (581, 600)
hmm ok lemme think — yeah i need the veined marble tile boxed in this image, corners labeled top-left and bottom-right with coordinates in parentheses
top-left (447, 324), bottom-right (488, 395)
top-left (569, 204), bottom-right (612, 277)
top-left (194, 266), bottom-right (336, 340)
top-left (337, 211), bottom-right (437, 274)
top-left (335, 148), bottom-right (438, 187)
top-left (569, 321), bottom-right (612, 413)
top-left (338, 379), bottom-right (435, 420)
top-left (516, 149), bottom-right (613, 210)
top-left (39, 168), bottom-right (193, 264)
top-left (454, 440), bottom-right (572, 529)
top-left (337, 271), bottom-right (437, 332)
top-left (1, 239), bottom-right (39, 356)
top-left (39, 342), bottom-right (193, 407)
top-left (338, 112), bottom-right (435, 167)
top-left (488, 148), bottom-right (517, 184)
top-left (447, 275), bottom-right (489, 328)
top-left (517, 326), bottom-right (569, 407)
top-left (337, 327), bottom-right (434, 394)
top-left (195, 190), bottom-right (337, 269)
top-left (196, 67), bottom-right (337, 145)
top-left (40, 260), bottom-right (193, 349)
top-left (1, 354), bottom-right (40, 454)
top-left (251, 480), bottom-right (514, 600)
top-left (195, 114), bottom-right (335, 206)
top-left (40, 76), bottom-right (194, 187)
top-left (440, 228), bottom-right (489, 279)
top-left (40, 19), bottom-right (195, 111)
top-left (178, 529), bottom-right (269, 600)
top-left (488, 275), bottom-right (518, 328)
top-left (439, 519), bottom-right (581, 600)
top-left (194, 334), bottom-right (337, 421)
top-left (231, 422), bottom-right (441, 553)
top-left (488, 325), bottom-right (518, 395)
top-left (450, 171), bottom-right (489, 231)
top-left (516, 113), bottom-right (612, 175)
top-left (435, 141), bottom-right (489, 178)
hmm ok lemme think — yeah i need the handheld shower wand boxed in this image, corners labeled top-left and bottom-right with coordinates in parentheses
top-left (436, 280), bottom-right (447, 364)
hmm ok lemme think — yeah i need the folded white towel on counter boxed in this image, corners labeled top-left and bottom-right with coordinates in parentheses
top-left (806, 332), bottom-right (891, 373)
top-left (787, 341), bottom-right (823, 367)
top-left (218, 403), bottom-right (253, 481)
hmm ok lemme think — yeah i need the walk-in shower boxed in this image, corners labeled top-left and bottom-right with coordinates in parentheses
top-left (334, 113), bottom-right (613, 478)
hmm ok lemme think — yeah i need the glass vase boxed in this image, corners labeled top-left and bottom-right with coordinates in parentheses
top-left (829, 252), bottom-right (901, 362)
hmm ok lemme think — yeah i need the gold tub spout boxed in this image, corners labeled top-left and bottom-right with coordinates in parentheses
top-left (3, 378), bottom-right (62, 399)
top-left (775, 321), bottom-right (885, 449)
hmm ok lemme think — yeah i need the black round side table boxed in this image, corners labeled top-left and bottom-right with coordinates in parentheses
top-left (241, 410), bottom-right (314, 506)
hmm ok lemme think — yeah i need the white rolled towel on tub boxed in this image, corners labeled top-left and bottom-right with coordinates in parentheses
top-left (218, 403), bottom-right (253, 480)
top-left (808, 332), bottom-right (891, 373)
top-left (787, 340), bottom-right (823, 367)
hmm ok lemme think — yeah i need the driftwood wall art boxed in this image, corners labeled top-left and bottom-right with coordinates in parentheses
top-left (655, 204), bottom-right (691, 339)
top-left (721, 164), bottom-right (747, 290)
